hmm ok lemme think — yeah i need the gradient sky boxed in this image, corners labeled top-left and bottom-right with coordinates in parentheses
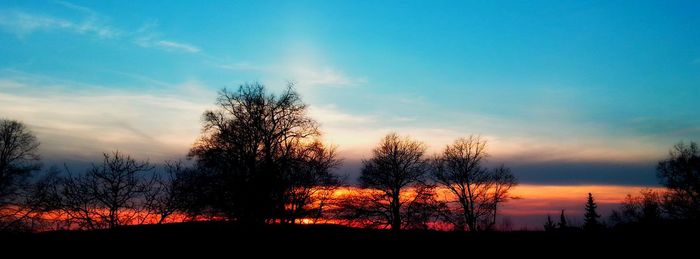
top-left (1, 0), bottom-right (699, 192)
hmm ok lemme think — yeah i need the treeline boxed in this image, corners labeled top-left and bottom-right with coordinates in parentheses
top-left (607, 142), bottom-right (700, 229)
top-left (0, 83), bottom-right (516, 232)
top-left (541, 141), bottom-right (700, 232)
top-left (1, 82), bottom-right (699, 233)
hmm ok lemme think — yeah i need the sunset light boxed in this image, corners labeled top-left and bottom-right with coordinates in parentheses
top-left (1, 0), bottom-right (699, 253)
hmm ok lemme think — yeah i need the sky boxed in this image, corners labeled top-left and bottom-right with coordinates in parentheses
top-left (1, 1), bottom-right (700, 223)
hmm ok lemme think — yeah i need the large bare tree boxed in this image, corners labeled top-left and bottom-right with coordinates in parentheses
top-left (357, 133), bottom-right (432, 231)
top-left (432, 136), bottom-right (517, 231)
top-left (188, 82), bottom-right (339, 224)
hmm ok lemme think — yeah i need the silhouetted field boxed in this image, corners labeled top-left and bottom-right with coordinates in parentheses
top-left (1, 222), bottom-right (696, 255)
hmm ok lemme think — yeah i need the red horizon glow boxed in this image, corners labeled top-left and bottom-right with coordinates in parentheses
top-left (7, 184), bottom-right (661, 231)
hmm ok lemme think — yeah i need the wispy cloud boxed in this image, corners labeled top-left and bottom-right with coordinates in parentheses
top-left (133, 21), bottom-right (201, 54)
top-left (0, 2), bottom-right (200, 54)
top-left (54, 0), bottom-right (98, 15)
top-left (0, 9), bottom-right (119, 38)
top-left (156, 40), bottom-right (200, 53)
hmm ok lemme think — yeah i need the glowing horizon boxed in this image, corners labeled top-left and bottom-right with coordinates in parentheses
top-left (14, 184), bottom-right (662, 231)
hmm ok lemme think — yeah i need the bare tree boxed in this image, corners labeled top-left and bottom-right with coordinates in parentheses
top-left (282, 141), bottom-right (341, 224)
top-left (357, 133), bottom-right (430, 231)
top-left (431, 136), bottom-right (517, 231)
top-left (489, 165), bottom-right (518, 230)
top-left (188, 82), bottom-right (337, 224)
top-left (88, 152), bottom-right (154, 228)
top-left (34, 152), bottom-right (156, 230)
top-left (0, 119), bottom-right (40, 206)
top-left (610, 189), bottom-right (664, 226)
top-left (657, 141), bottom-right (700, 220)
top-left (144, 160), bottom-right (189, 224)
top-left (0, 119), bottom-right (41, 230)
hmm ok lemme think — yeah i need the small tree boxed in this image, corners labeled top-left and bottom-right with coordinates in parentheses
top-left (40, 151), bottom-right (156, 229)
top-left (558, 209), bottom-right (568, 229)
top-left (489, 165), bottom-right (518, 230)
top-left (583, 193), bottom-right (602, 231)
top-left (144, 160), bottom-right (189, 224)
top-left (610, 189), bottom-right (663, 226)
top-left (544, 214), bottom-right (557, 231)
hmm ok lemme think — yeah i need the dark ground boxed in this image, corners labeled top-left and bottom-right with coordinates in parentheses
top-left (1, 221), bottom-right (696, 256)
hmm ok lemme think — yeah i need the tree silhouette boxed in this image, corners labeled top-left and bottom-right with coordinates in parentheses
top-left (72, 152), bottom-right (154, 229)
top-left (558, 209), bottom-right (568, 229)
top-left (544, 214), bottom-right (557, 231)
top-left (610, 189), bottom-right (663, 226)
top-left (431, 136), bottom-right (517, 231)
top-left (357, 133), bottom-right (431, 231)
top-left (187, 82), bottom-right (339, 224)
top-left (0, 119), bottom-right (40, 207)
top-left (26, 152), bottom-right (155, 230)
top-left (0, 119), bottom-right (41, 230)
top-left (489, 165), bottom-right (518, 230)
top-left (657, 141), bottom-right (700, 220)
top-left (281, 140), bottom-right (341, 224)
top-left (583, 193), bottom-right (602, 231)
top-left (144, 160), bottom-right (190, 224)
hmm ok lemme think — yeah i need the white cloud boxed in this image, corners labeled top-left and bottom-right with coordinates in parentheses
top-left (0, 73), bottom-right (214, 162)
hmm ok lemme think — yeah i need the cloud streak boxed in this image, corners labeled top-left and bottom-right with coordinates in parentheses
top-left (133, 21), bottom-right (201, 54)
top-left (0, 2), bottom-right (200, 54)
top-left (156, 40), bottom-right (201, 53)
top-left (0, 9), bottom-right (120, 39)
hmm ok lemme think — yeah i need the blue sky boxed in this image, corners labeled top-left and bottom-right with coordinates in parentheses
top-left (1, 0), bottom-right (699, 185)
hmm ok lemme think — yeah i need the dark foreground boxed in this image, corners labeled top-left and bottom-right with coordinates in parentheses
top-left (1, 222), bottom-right (696, 256)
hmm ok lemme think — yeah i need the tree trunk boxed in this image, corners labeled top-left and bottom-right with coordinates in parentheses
top-left (391, 191), bottom-right (401, 231)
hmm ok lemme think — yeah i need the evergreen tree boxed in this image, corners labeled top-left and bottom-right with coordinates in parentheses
top-left (544, 214), bottom-right (557, 231)
top-left (558, 209), bottom-right (568, 229)
top-left (583, 192), bottom-right (602, 231)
